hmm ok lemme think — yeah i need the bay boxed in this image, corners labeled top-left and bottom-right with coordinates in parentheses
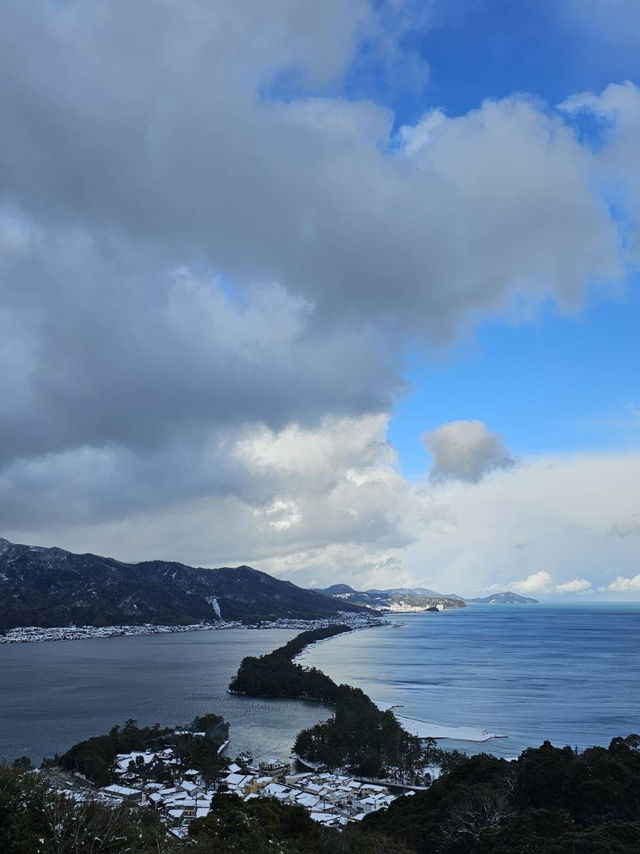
top-left (0, 628), bottom-right (330, 765)
top-left (303, 603), bottom-right (640, 758)
top-left (3, 605), bottom-right (639, 768)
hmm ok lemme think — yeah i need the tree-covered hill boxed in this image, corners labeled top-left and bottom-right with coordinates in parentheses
top-left (313, 584), bottom-right (466, 610)
top-left (363, 735), bottom-right (640, 853)
top-left (0, 538), bottom-right (366, 629)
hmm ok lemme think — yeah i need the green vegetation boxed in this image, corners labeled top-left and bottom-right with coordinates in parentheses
top-left (6, 716), bottom-right (640, 852)
top-left (0, 765), bottom-right (412, 854)
top-left (230, 625), bottom-right (437, 780)
top-left (364, 735), bottom-right (640, 853)
top-left (0, 537), bottom-right (363, 630)
top-left (292, 684), bottom-right (427, 780)
top-left (0, 762), bottom-right (180, 854)
top-left (229, 625), bottom-right (351, 701)
top-left (45, 715), bottom-right (229, 787)
top-left (187, 790), bottom-right (413, 854)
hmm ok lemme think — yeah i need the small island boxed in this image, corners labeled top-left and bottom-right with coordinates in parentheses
top-left (465, 592), bottom-right (539, 604)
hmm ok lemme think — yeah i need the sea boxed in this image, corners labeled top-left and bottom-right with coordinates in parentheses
top-left (1, 604), bottom-right (639, 766)
top-left (0, 628), bottom-right (329, 765)
top-left (303, 604), bottom-right (640, 758)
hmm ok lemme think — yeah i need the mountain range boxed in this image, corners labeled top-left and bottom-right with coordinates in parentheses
top-left (465, 592), bottom-right (539, 604)
top-left (314, 584), bottom-right (538, 609)
top-left (0, 538), bottom-right (365, 630)
top-left (313, 584), bottom-right (466, 611)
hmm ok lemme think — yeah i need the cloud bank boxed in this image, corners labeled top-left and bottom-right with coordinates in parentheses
top-left (0, 3), bottom-right (639, 594)
top-left (555, 579), bottom-right (593, 594)
top-left (608, 574), bottom-right (640, 593)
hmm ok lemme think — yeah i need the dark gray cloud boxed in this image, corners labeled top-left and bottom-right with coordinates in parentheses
top-left (423, 420), bottom-right (513, 482)
top-left (0, 1), bottom-right (634, 540)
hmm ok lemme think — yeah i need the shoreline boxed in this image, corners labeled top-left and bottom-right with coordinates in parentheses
top-left (0, 613), bottom-right (384, 645)
top-left (373, 701), bottom-right (505, 742)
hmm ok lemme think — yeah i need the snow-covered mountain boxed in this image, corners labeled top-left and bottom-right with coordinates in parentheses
top-left (0, 538), bottom-right (366, 630)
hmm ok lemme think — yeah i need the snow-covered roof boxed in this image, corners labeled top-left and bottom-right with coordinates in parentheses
top-left (296, 793), bottom-right (320, 808)
top-left (263, 783), bottom-right (290, 799)
top-left (168, 826), bottom-right (190, 840)
top-left (103, 784), bottom-right (142, 797)
top-left (309, 811), bottom-right (337, 825)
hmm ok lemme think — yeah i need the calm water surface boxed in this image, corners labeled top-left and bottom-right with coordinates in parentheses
top-left (2, 606), bottom-right (639, 765)
top-left (304, 604), bottom-right (640, 758)
top-left (0, 628), bottom-right (330, 764)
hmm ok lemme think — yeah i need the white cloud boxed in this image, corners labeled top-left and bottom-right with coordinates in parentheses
top-left (2, 8), bottom-right (634, 539)
top-left (560, 81), bottom-right (640, 260)
top-left (4, 414), bottom-right (422, 589)
top-left (608, 574), bottom-right (640, 593)
top-left (0, 4), bottom-right (639, 593)
top-left (423, 420), bottom-right (512, 482)
top-left (555, 578), bottom-right (592, 593)
top-left (404, 451), bottom-right (640, 596)
top-left (509, 571), bottom-right (553, 595)
top-left (6, 428), bottom-right (640, 594)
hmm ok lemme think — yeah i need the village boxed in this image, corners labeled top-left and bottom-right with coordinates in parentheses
top-left (0, 612), bottom-right (382, 644)
top-left (75, 742), bottom-right (418, 841)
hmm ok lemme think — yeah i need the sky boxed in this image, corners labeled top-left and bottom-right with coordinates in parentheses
top-left (1, 0), bottom-right (639, 598)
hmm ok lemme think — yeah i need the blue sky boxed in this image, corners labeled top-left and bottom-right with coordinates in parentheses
top-left (348, 0), bottom-right (640, 123)
top-left (365, 0), bottom-right (640, 475)
top-left (390, 281), bottom-right (640, 477)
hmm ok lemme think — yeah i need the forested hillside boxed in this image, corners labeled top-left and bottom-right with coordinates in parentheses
top-left (0, 538), bottom-right (364, 629)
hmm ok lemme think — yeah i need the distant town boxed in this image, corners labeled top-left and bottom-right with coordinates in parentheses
top-left (0, 613), bottom-right (383, 644)
top-left (54, 737), bottom-right (426, 841)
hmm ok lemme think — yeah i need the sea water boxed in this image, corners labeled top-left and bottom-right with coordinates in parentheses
top-left (0, 628), bottom-right (330, 765)
top-left (2, 606), bottom-right (639, 766)
top-left (303, 604), bottom-right (640, 758)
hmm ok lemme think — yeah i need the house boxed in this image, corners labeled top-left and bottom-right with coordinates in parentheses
top-left (309, 811), bottom-right (340, 826)
top-left (295, 792), bottom-right (320, 809)
top-left (262, 783), bottom-right (291, 802)
top-left (223, 773), bottom-right (258, 795)
top-left (259, 759), bottom-right (289, 780)
top-left (102, 784), bottom-right (144, 803)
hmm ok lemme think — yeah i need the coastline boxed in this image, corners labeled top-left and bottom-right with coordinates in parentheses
top-left (0, 613), bottom-right (384, 644)
top-left (372, 701), bottom-right (505, 742)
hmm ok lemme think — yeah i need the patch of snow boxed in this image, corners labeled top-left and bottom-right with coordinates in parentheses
top-left (206, 596), bottom-right (221, 618)
top-left (373, 702), bottom-right (505, 742)
top-left (396, 714), bottom-right (505, 742)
